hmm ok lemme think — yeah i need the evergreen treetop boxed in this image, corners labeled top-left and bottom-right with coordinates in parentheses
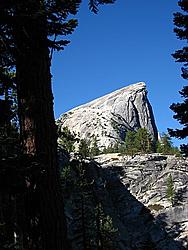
top-left (168, 0), bottom-right (188, 156)
top-left (90, 136), bottom-right (100, 157)
top-left (79, 138), bottom-right (90, 158)
top-left (124, 130), bottom-right (137, 156)
top-left (134, 128), bottom-right (153, 154)
top-left (58, 126), bottom-right (78, 153)
top-left (0, 1), bottom-right (117, 249)
top-left (166, 174), bottom-right (175, 206)
top-left (1, 0), bottom-right (116, 69)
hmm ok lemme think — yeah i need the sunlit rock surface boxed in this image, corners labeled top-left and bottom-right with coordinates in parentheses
top-left (60, 152), bottom-right (187, 249)
top-left (95, 153), bottom-right (188, 248)
top-left (57, 82), bottom-right (158, 148)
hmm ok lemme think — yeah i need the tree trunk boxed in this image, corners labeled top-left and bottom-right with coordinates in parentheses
top-left (14, 13), bottom-right (69, 250)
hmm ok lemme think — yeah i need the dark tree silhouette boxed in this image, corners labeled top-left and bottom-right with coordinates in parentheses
top-left (1, 2), bottom-right (79, 249)
top-left (168, 0), bottom-right (188, 156)
top-left (0, 1), bottom-right (116, 249)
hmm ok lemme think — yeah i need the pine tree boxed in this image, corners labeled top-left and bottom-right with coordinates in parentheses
top-left (157, 133), bottom-right (173, 154)
top-left (124, 130), bottom-right (137, 156)
top-left (168, 0), bottom-right (188, 156)
top-left (168, 86), bottom-right (188, 156)
top-left (1, 1), bottom-right (117, 249)
top-left (1, 2), bottom-right (80, 249)
top-left (90, 136), bottom-right (100, 157)
top-left (95, 203), bottom-right (118, 250)
top-left (79, 139), bottom-right (90, 159)
top-left (134, 128), bottom-right (153, 154)
top-left (157, 133), bottom-right (181, 155)
top-left (102, 143), bottom-right (120, 154)
top-left (166, 174), bottom-right (175, 206)
top-left (61, 161), bottom-right (97, 250)
top-left (58, 126), bottom-right (78, 153)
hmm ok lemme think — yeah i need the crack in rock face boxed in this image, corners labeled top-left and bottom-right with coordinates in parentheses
top-left (57, 82), bottom-right (158, 148)
top-left (95, 153), bottom-right (188, 249)
top-left (59, 153), bottom-right (187, 250)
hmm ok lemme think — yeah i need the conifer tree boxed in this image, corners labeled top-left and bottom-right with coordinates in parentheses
top-left (168, 86), bottom-right (188, 156)
top-left (157, 133), bottom-right (181, 155)
top-left (168, 0), bottom-right (188, 156)
top-left (70, 163), bottom-right (95, 250)
top-left (79, 139), bottom-right (90, 158)
top-left (1, 2), bottom-right (81, 249)
top-left (90, 136), bottom-right (100, 157)
top-left (102, 143), bottom-right (119, 154)
top-left (1, 1), bottom-right (117, 249)
top-left (157, 133), bottom-right (173, 154)
top-left (61, 161), bottom-right (97, 250)
top-left (166, 174), bottom-right (175, 206)
top-left (124, 130), bottom-right (137, 156)
top-left (58, 126), bottom-right (77, 153)
top-left (95, 203), bottom-right (117, 250)
top-left (134, 128), bottom-right (152, 154)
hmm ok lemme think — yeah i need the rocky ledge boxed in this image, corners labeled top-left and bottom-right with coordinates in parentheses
top-left (95, 153), bottom-right (188, 248)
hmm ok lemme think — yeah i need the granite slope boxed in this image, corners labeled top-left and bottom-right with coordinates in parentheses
top-left (57, 82), bottom-right (158, 148)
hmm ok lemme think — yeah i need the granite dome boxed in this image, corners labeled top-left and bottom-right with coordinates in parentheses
top-left (57, 82), bottom-right (158, 148)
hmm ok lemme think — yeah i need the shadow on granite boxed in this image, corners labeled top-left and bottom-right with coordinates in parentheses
top-left (86, 161), bottom-right (186, 250)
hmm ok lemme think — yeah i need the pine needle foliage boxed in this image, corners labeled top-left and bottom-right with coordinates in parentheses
top-left (168, 0), bottom-right (188, 156)
top-left (60, 160), bottom-right (118, 250)
top-left (166, 174), bottom-right (175, 206)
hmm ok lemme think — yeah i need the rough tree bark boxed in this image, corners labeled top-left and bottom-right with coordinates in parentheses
top-left (14, 12), bottom-right (69, 250)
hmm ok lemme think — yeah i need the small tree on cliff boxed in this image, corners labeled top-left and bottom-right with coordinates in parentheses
top-left (90, 136), bottom-right (100, 157)
top-left (157, 133), bottom-right (181, 155)
top-left (58, 126), bottom-right (77, 153)
top-left (124, 130), bottom-right (137, 156)
top-left (166, 174), bottom-right (175, 206)
top-left (157, 133), bottom-right (173, 154)
top-left (79, 139), bottom-right (90, 158)
top-left (134, 128), bottom-right (153, 154)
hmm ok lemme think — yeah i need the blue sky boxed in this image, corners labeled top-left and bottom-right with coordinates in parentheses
top-left (51, 0), bottom-right (187, 146)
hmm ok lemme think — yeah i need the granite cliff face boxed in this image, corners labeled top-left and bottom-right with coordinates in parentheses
top-left (59, 152), bottom-right (188, 249)
top-left (95, 153), bottom-right (188, 248)
top-left (57, 82), bottom-right (158, 148)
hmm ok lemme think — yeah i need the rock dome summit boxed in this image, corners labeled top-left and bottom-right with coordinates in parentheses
top-left (57, 82), bottom-right (158, 148)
